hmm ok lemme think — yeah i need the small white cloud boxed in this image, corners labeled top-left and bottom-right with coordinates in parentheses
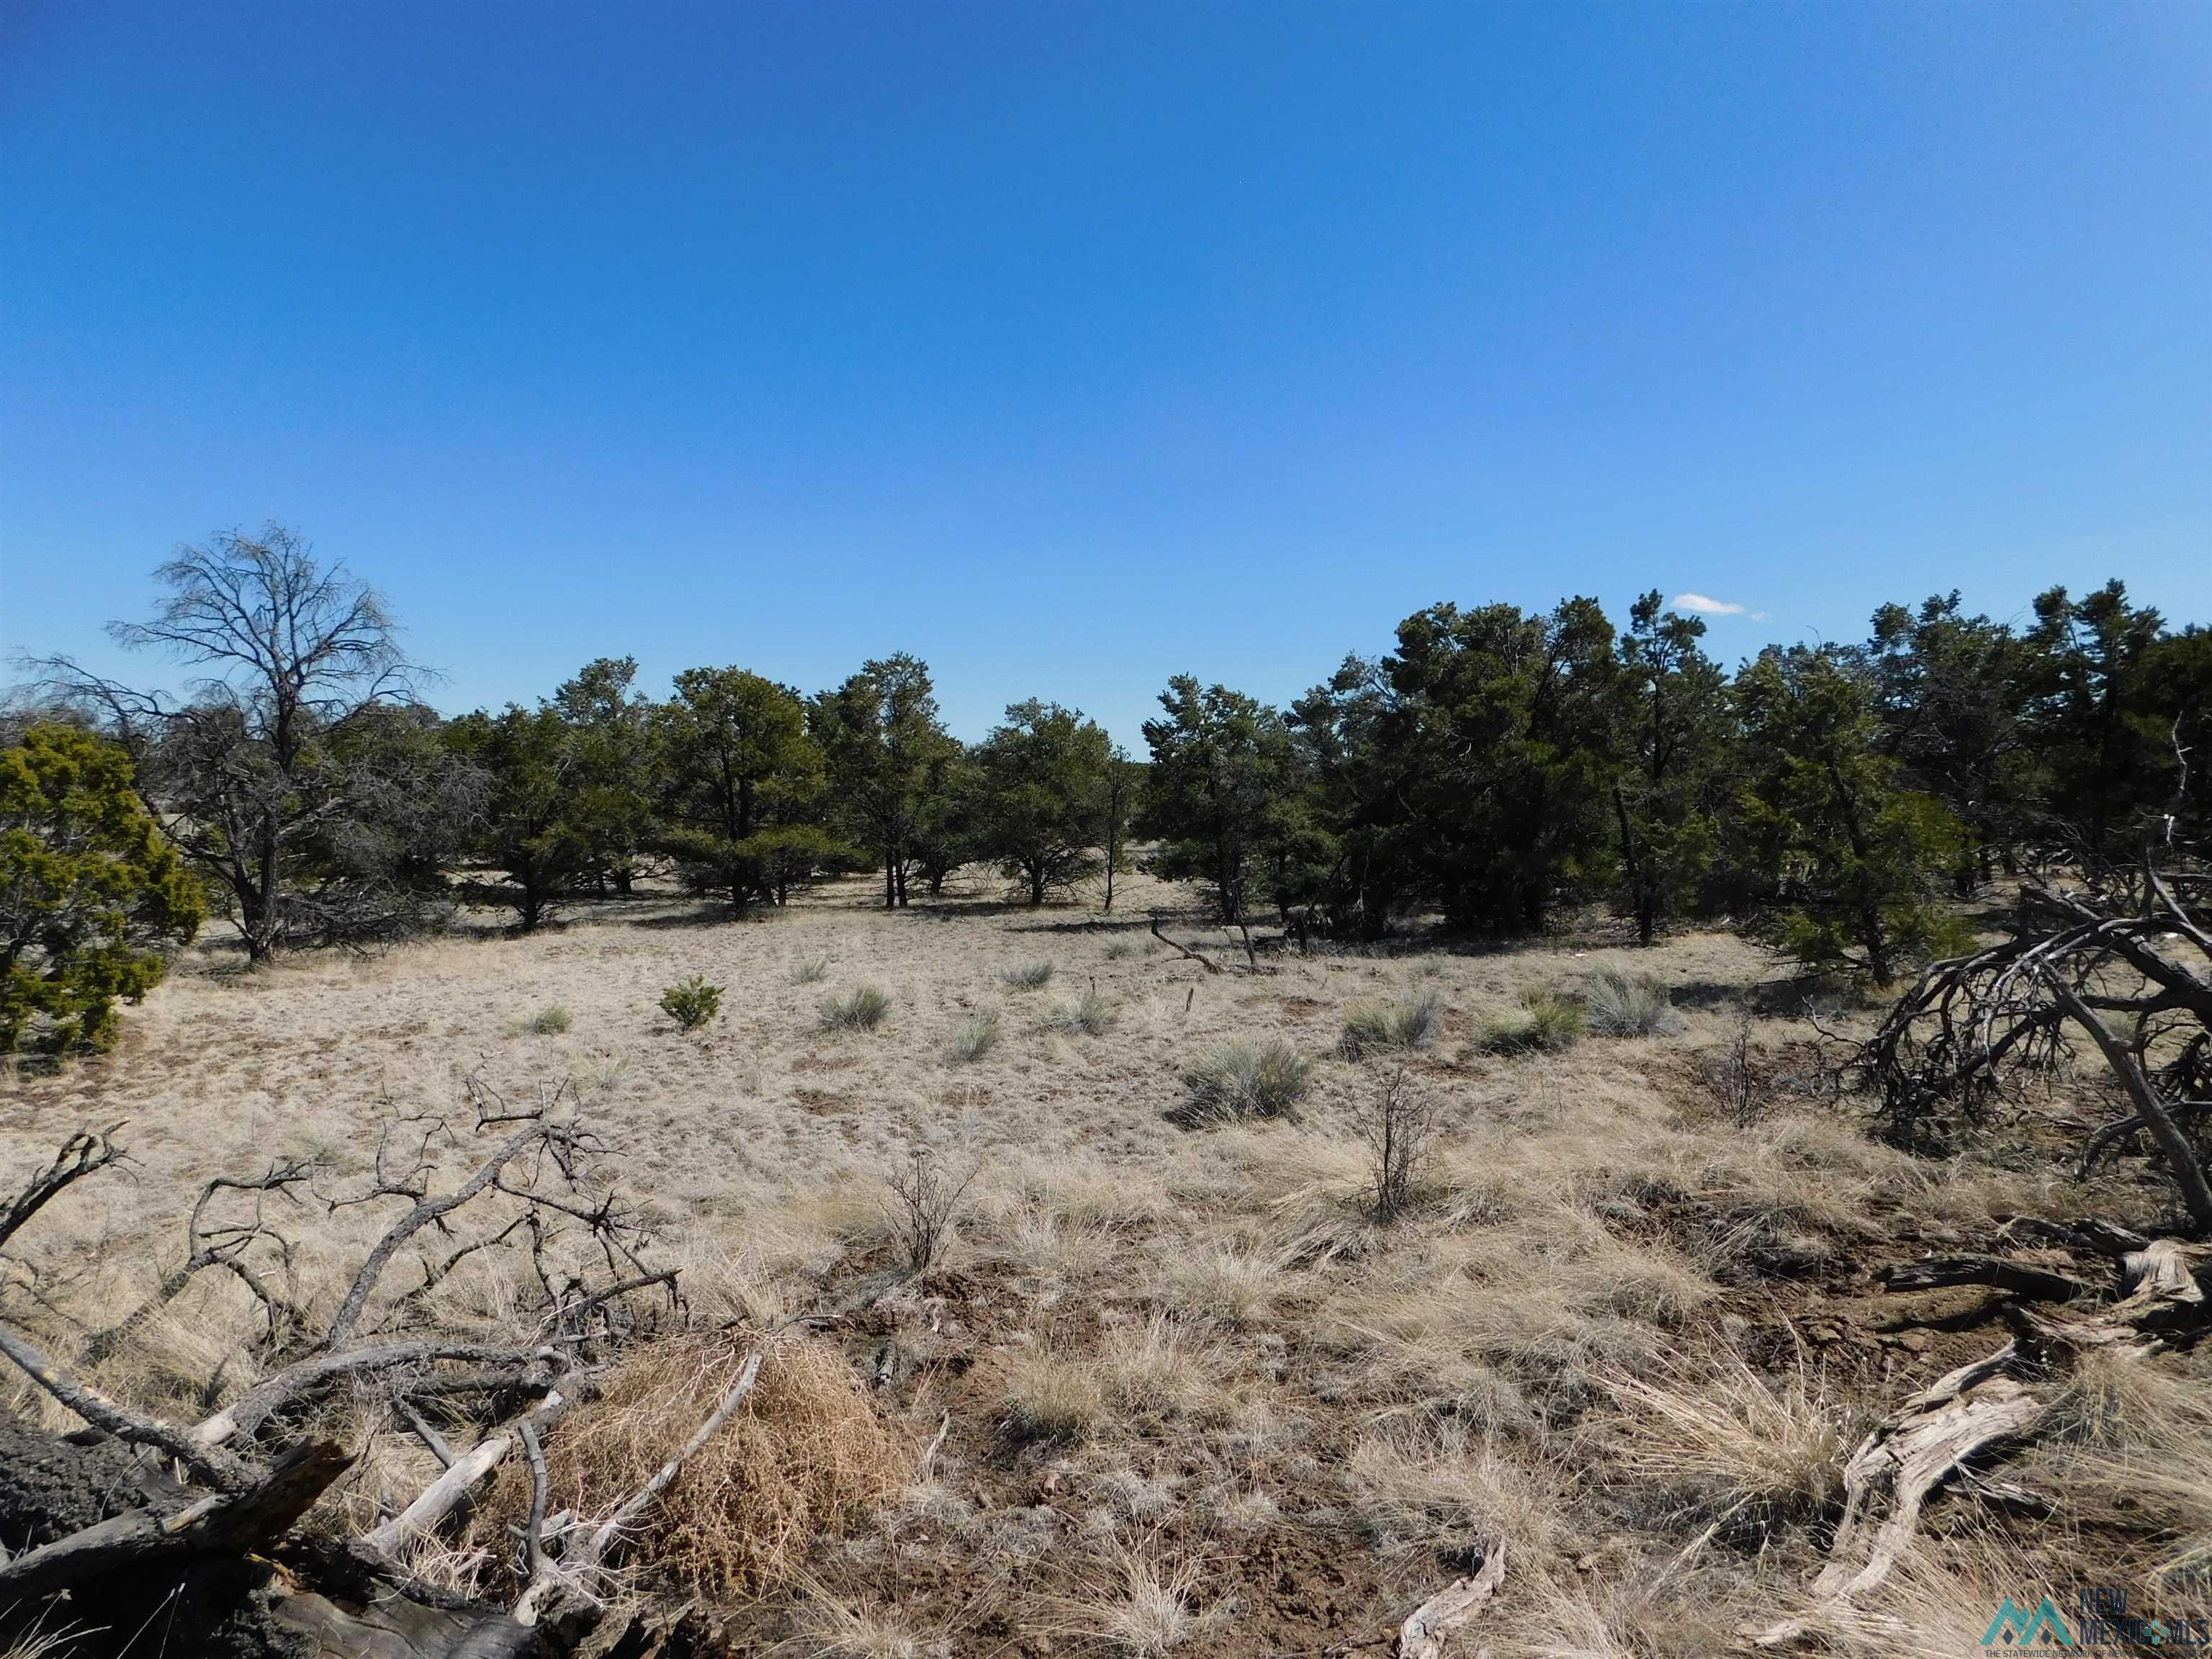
top-left (1671, 593), bottom-right (1755, 618)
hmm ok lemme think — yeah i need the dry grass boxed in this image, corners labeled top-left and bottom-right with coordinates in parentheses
top-left (1000, 959), bottom-right (1056, 991)
top-left (3, 873), bottom-right (2123, 1650)
top-left (999, 1344), bottom-right (1110, 1444)
top-left (1601, 1349), bottom-right (1857, 1524)
top-left (1041, 1538), bottom-right (1229, 1657)
top-left (477, 1329), bottom-right (912, 1598)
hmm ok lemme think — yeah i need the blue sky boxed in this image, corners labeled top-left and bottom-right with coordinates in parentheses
top-left (4, 1), bottom-right (2207, 745)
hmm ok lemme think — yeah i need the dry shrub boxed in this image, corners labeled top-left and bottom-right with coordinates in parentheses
top-left (482, 1330), bottom-right (910, 1599)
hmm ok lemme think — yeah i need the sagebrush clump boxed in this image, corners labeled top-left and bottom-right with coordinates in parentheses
top-left (1175, 1040), bottom-right (1311, 1124)
top-left (659, 975), bottom-right (722, 1032)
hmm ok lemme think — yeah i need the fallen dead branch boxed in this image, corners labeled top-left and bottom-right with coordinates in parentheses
top-left (0, 1076), bottom-right (709, 1659)
top-left (1399, 1542), bottom-right (1506, 1659)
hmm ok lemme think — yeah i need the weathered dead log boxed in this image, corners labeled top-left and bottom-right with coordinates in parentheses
top-left (1750, 1344), bottom-right (2044, 1646)
top-left (1149, 917), bottom-right (1224, 974)
top-left (1400, 1542), bottom-right (1506, 1659)
top-left (1876, 1255), bottom-right (2088, 1302)
top-left (0, 1436), bottom-right (350, 1600)
top-left (192, 1339), bottom-right (557, 1449)
top-left (0, 1318), bottom-right (253, 1489)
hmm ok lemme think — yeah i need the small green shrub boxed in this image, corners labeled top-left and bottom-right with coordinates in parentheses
top-left (820, 984), bottom-right (891, 1031)
top-left (526, 1005), bottom-right (572, 1036)
top-left (1001, 959), bottom-right (1056, 991)
top-left (1043, 984), bottom-right (1117, 1036)
top-left (1585, 968), bottom-right (1681, 1038)
top-left (1473, 989), bottom-right (1585, 1056)
top-left (1339, 987), bottom-right (1444, 1059)
top-left (945, 1010), bottom-right (1001, 1064)
top-left (659, 976), bottom-right (723, 1033)
top-left (1175, 1040), bottom-right (1312, 1125)
top-left (791, 956), bottom-right (830, 985)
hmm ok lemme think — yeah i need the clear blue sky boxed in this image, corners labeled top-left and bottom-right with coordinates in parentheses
top-left (4, 1), bottom-right (2207, 745)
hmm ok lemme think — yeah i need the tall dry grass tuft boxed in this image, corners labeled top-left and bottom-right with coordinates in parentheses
top-left (1000, 958), bottom-right (1055, 990)
top-left (1043, 1537), bottom-right (1229, 1657)
top-left (1601, 1349), bottom-right (1856, 1526)
top-left (478, 1329), bottom-right (911, 1599)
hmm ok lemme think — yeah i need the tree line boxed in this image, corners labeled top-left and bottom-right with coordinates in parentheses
top-left (5, 523), bottom-right (2206, 1049)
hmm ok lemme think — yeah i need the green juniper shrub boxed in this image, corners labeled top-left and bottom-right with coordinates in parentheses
top-left (659, 975), bottom-right (723, 1033)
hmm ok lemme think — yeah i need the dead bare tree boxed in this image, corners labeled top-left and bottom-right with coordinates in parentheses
top-left (0, 1073), bottom-right (750, 1659)
top-left (879, 1146), bottom-right (980, 1274)
top-left (1357, 1066), bottom-right (1439, 1224)
top-left (1862, 876), bottom-right (2212, 1232)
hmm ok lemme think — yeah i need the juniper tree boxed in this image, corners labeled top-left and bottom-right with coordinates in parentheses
top-left (1, 725), bottom-right (205, 1051)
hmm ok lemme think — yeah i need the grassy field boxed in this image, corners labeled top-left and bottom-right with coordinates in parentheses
top-left (3, 871), bottom-right (2204, 1657)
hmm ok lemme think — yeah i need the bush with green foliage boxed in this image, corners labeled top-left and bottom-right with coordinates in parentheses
top-left (526, 1005), bottom-right (572, 1035)
top-left (1473, 989), bottom-right (1586, 1056)
top-left (819, 984), bottom-right (891, 1031)
top-left (1, 725), bottom-right (206, 1053)
top-left (1176, 1040), bottom-right (1312, 1124)
top-left (1339, 987), bottom-right (1444, 1058)
top-left (659, 974), bottom-right (723, 1032)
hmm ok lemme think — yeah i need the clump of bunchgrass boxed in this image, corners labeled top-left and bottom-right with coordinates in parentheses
top-left (526, 1005), bottom-right (572, 1036)
top-left (1602, 1352), bottom-right (1856, 1525)
top-left (1043, 984), bottom-right (1117, 1036)
top-left (1174, 1040), bottom-right (1311, 1125)
top-left (1001, 959), bottom-right (1056, 991)
top-left (943, 1010), bottom-right (1001, 1064)
top-left (1472, 989), bottom-right (1584, 1056)
top-left (791, 956), bottom-right (830, 985)
top-left (999, 1346), bottom-right (1107, 1444)
top-left (1584, 968), bottom-right (1681, 1037)
top-left (819, 984), bottom-right (891, 1032)
top-left (659, 976), bottom-right (722, 1033)
top-left (1339, 987), bottom-right (1444, 1058)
